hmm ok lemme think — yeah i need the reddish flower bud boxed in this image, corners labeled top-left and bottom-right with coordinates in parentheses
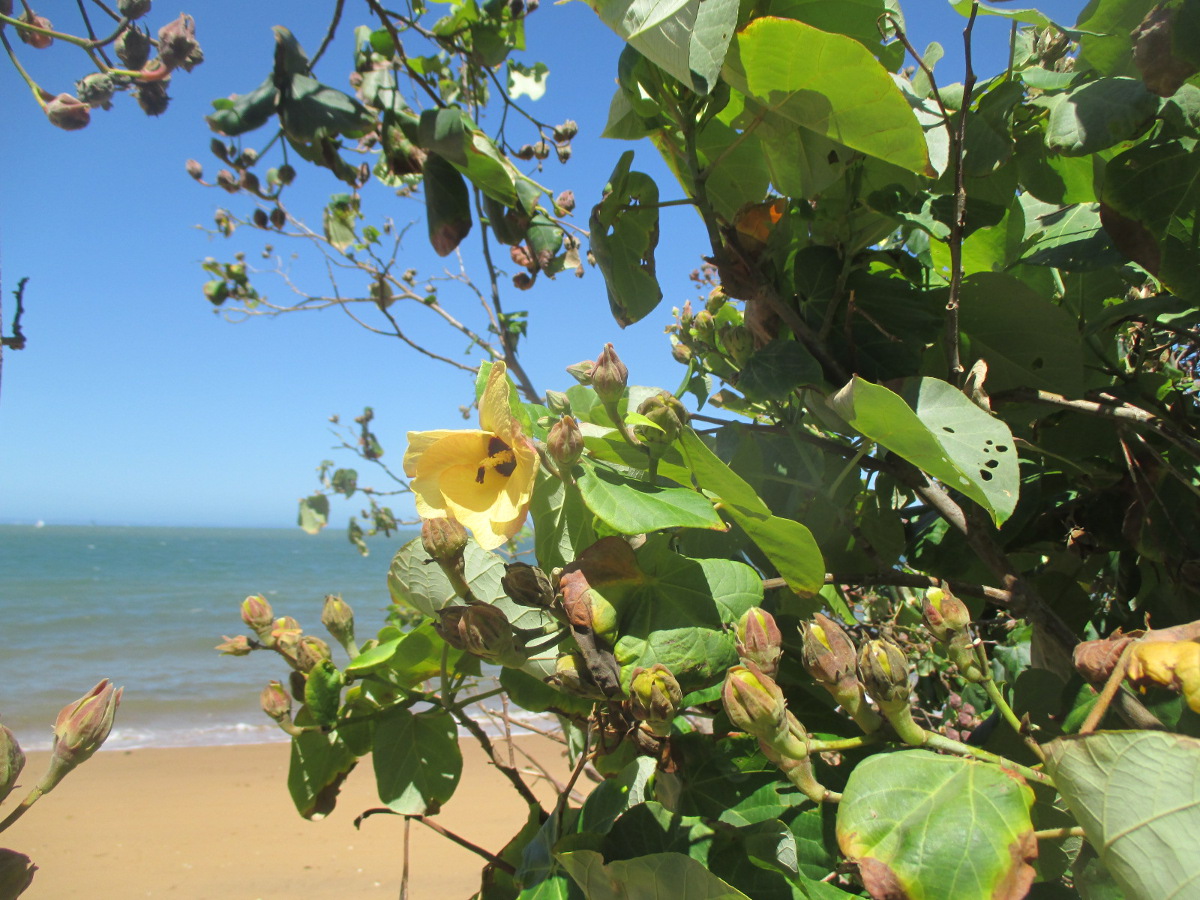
top-left (260, 680), bottom-right (292, 722)
top-left (554, 190), bottom-right (576, 215)
top-left (157, 13), bottom-right (203, 72)
top-left (295, 635), bottom-right (332, 673)
top-left (736, 607), bottom-right (783, 677)
top-left (44, 94), bottom-right (90, 131)
top-left (547, 415), bottom-right (584, 468)
top-left (799, 614), bottom-right (857, 686)
top-left (320, 594), bottom-right (355, 647)
top-left (722, 662), bottom-right (786, 742)
top-left (42, 680), bottom-right (122, 789)
top-left (185, 158), bottom-right (203, 180)
top-left (922, 586), bottom-right (971, 643)
top-left (134, 79), bottom-right (170, 116)
top-left (215, 634), bottom-right (253, 656)
top-left (592, 343), bottom-right (628, 404)
top-left (17, 13), bottom-right (53, 49)
top-left (240, 594), bottom-right (274, 630)
top-left (857, 639), bottom-right (911, 705)
top-left (458, 604), bottom-right (524, 666)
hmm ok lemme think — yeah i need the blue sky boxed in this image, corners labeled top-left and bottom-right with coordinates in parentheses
top-left (0, 0), bottom-right (1084, 530)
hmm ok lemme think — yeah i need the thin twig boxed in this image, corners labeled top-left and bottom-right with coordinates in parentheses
top-left (407, 815), bottom-right (516, 874)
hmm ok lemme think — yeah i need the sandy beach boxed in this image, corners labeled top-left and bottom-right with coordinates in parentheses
top-left (4, 735), bottom-right (574, 899)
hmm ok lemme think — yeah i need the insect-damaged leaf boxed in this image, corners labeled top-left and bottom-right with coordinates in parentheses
top-left (590, 151), bottom-right (663, 326)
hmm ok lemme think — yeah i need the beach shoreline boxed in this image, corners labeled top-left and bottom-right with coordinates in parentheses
top-left (4, 736), bottom-right (571, 899)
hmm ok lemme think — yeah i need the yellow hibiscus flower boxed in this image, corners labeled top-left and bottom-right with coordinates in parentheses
top-left (403, 362), bottom-right (538, 551)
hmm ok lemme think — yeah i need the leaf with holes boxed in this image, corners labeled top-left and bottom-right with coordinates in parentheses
top-left (1044, 730), bottom-right (1200, 900)
top-left (836, 750), bottom-right (1037, 900)
top-left (828, 377), bottom-right (1019, 525)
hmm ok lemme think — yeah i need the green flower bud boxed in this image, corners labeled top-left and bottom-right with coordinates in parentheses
top-left (922, 586), bottom-right (971, 643)
top-left (722, 662), bottom-right (787, 743)
top-left (215, 634), bottom-right (253, 656)
top-left (42, 680), bottom-right (122, 790)
top-left (295, 635), bottom-right (332, 673)
top-left (560, 582), bottom-right (620, 642)
top-left (565, 359), bottom-right (595, 385)
top-left (799, 614), bottom-right (857, 686)
top-left (705, 288), bottom-right (728, 314)
top-left (501, 562), bottom-right (555, 609)
top-left (320, 594), bottom-right (355, 647)
top-left (240, 594), bottom-right (274, 630)
top-left (115, 24), bottom-right (151, 68)
top-left (545, 390), bottom-right (571, 415)
top-left (635, 391), bottom-right (688, 445)
top-left (270, 617), bottom-right (303, 657)
top-left (719, 323), bottom-right (754, 367)
top-left (75, 72), bottom-right (116, 109)
top-left (592, 343), bottom-right (628, 404)
top-left (0, 725), bottom-right (25, 805)
top-left (547, 415), bottom-right (584, 468)
top-left (260, 680), bottom-right (292, 723)
top-left (857, 639), bottom-right (911, 705)
top-left (629, 664), bottom-right (683, 736)
top-left (735, 607), bottom-right (782, 677)
top-left (421, 516), bottom-right (468, 562)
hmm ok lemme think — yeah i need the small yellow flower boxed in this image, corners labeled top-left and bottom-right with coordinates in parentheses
top-left (403, 362), bottom-right (537, 551)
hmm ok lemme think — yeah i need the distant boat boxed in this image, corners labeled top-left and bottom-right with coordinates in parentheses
top-left (34, 520), bottom-right (44, 528)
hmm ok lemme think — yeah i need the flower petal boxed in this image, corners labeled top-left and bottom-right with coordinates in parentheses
top-left (479, 362), bottom-right (520, 445)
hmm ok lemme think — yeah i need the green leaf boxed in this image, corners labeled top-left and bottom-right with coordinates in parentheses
top-left (530, 468), bottom-right (598, 571)
top-left (288, 722), bottom-right (357, 819)
top-left (1043, 78), bottom-right (1160, 156)
top-left (330, 467), bottom-right (358, 497)
top-left (558, 850), bottom-right (752, 899)
top-left (303, 659), bottom-right (344, 728)
top-left (344, 636), bottom-right (401, 677)
top-left (828, 376), bottom-right (1019, 525)
top-left (1076, 0), bottom-right (1158, 78)
top-left (610, 536), bottom-right (763, 692)
top-left (385, 621), bottom-right (464, 688)
top-left (387, 536), bottom-right (505, 617)
top-left (586, 0), bottom-right (740, 94)
top-left (372, 707), bottom-right (462, 815)
top-left (1019, 203), bottom-right (1123, 270)
top-left (422, 152), bottom-right (472, 256)
top-left (679, 429), bottom-right (825, 597)
top-left (322, 195), bottom-right (359, 253)
top-left (280, 74), bottom-right (376, 143)
top-left (737, 338), bottom-right (822, 400)
top-left (206, 76), bottom-right (278, 136)
top-left (836, 750), bottom-right (1037, 900)
top-left (950, 0), bottom-right (1066, 29)
top-left (577, 460), bottom-right (725, 534)
top-left (722, 17), bottom-right (933, 176)
top-left (1044, 730), bottom-right (1200, 900)
top-left (298, 494), bottom-right (330, 534)
top-left (958, 272), bottom-right (1085, 396)
top-left (589, 152), bottom-right (663, 326)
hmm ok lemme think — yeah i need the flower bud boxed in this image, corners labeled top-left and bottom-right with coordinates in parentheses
top-left (216, 169), bottom-right (239, 193)
top-left (215, 634), bottom-right (253, 656)
top-left (705, 288), bottom-right (728, 314)
top-left (551, 653), bottom-right (607, 699)
top-left (295, 635), bottom-right (332, 673)
top-left (44, 94), bottom-right (90, 131)
top-left (553, 120), bottom-right (578, 142)
top-left (635, 391), bottom-right (688, 445)
top-left (560, 582), bottom-right (620, 642)
top-left (43, 680), bottom-right (123, 789)
top-left (532, 140), bottom-right (551, 160)
top-left (115, 24), bottom-right (151, 68)
top-left (421, 516), bottom-right (468, 561)
top-left (241, 594), bottom-right (274, 630)
top-left (277, 164), bottom-right (296, 185)
top-left (17, 13), bottom-right (52, 49)
top-left (501, 562), bottom-right (555, 609)
top-left (722, 662), bottom-right (786, 742)
top-left (271, 616), bottom-right (303, 656)
top-left (554, 190), bottom-right (576, 215)
top-left (671, 341), bottom-right (692, 364)
top-left (800, 614), bottom-right (857, 686)
top-left (922, 586), bottom-right (971, 643)
top-left (0, 725), bottom-right (25, 805)
top-left (458, 604), bottom-right (523, 666)
top-left (253, 209), bottom-right (270, 229)
top-left (185, 158), bottom-right (203, 180)
top-left (545, 389), bottom-right (571, 415)
top-left (555, 144), bottom-right (572, 164)
top-left (719, 323), bottom-right (754, 367)
top-left (735, 607), bottom-right (782, 677)
top-left (592, 343), bottom-right (628, 404)
top-left (320, 594), bottom-right (355, 647)
top-left (548, 415), bottom-right (584, 468)
top-left (118, 0), bottom-right (151, 20)
top-left (76, 72), bottom-right (115, 108)
top-left (857, 639), bottom-right (911, 704)
top-left (270, 207), bottom-right (287, 229)
top-left (157, 13), bottom-right (202, 72)
top-left (0, 851), bottom-right (36, 900)
top-left (565, 359), bottom-right (595, 385)
top-left (260, 680), bottom-right (292, 722)
top-left (135, 79), bottom-right (170, 116)
top-left (434, 605), bottom-right (470, 650)
top-left (629, 664), bottom-right (682, 735)
top-left (692, 309), bottom-right (716, 342)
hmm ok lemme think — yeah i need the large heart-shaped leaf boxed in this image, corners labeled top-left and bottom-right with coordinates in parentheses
top-left (387, 536), bottom-right (505, 616)
top-left (372, 707), bottom-right (462, 815)
top-left (679, 429), bottom-right (825, 598)
top-left (836, 750), bottom-right (1037, 900)
top-left (577, 460), bottom-right (725, 534)
top-left (1044, 730), bottom-right (1200, 900)
top-left (828, 376), bottom-right (1019, 525)
top-left (722, 17), bottom-right (933, 176)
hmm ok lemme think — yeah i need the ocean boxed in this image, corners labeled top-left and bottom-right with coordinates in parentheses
top-left (0, 524), bottom-right (417, 752)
